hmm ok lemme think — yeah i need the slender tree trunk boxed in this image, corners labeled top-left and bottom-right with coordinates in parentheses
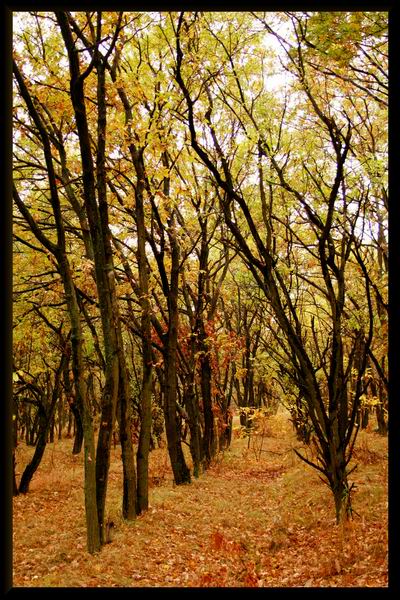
top-left (18, 412), bottom-right (48, 494)
top-left (183, 374), bottom-right (203, 478)
top-left (376, 403), bottom-right (388, 435)
top-left (81, 410), bottom-right (100, 553)
top-left (64, 361), bottom-right (83, 454)
top-left (164, 347), bottom-right (191, 485)
top-left (19, 356), bottom-right (65, 493)
top-left (328, 448), bottom-right (351, 524)
top-left (29, 410), bottom-right (39, 446)
top-left (58, 394), bottom-right (63, 440)
top-left (218, 372), bottom-right (234, 451)
top-left (199, 345), bottom-right (214, 466)
top-left (13, 49), bottom-right (101, 553)
top-left (164, 228), bottom-right (191, 485)
top-left (13, 403), bottom-right (19, 497)
top-left (67, 409), bottom-right (73, 438)
top-left (72, 405), bottom-right (84, 455)
top-left (195, 219), bottom-right (216, 466)
top-left (25, 405), bottom-right (31, 445)
top-left (135, 170), bottom-right (153, 515)
top-left (371, 377), bottom-right (387, 435)
top-left (64, 263), bottom-right (100, 553)
top-left (136, 360), bottom-right (152, 512)
top-left (117, 360), bottom-right (137, 520)
top-left (49, 414), bottom-right (55, 443)
top-left (361, 408), bottom-right (369, 429)
top-left (95, 351), bottom-right (119, 544)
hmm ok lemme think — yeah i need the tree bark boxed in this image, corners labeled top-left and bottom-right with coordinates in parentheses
top-left (57, 14), bottom-right (137, 541)
top-left (164, 223), bottom-right (191, 485)
top-left (116, 364), bottom-right (137, 520)
top-left (183, 374), bottom-right (203, 478)
top-left (19, 355), bottom-right (66, 494)
top-left (174, 19), bottom-right (371, 523)
top-left (13, 52), bottom-right (101, 552)
top-left (133, 159), bottom-right (153, 514)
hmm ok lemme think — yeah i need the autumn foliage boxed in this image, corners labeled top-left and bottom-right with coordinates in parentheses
top-left (12, 9), bottom-right (387, 588)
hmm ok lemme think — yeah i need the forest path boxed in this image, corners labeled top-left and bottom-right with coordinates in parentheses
top-left (13, 413), bottom-right (387, 587)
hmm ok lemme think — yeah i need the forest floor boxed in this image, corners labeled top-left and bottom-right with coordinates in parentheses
top-left (13, 411), bottom-right (388, 588)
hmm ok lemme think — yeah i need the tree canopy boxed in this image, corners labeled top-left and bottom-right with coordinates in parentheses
top-left (12, 10), bottom-right (388, 553)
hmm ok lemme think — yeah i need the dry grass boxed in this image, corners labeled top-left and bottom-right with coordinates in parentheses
top-left (12, 412), bottom-right (388, 588)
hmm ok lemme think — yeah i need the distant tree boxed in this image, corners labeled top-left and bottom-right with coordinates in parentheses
top-left (174, 10), bottom-right (386, 522)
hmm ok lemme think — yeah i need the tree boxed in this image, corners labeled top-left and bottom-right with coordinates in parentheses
top-left (13, 42), bottom-right (101, 549)
top-left (13, 321), bottom-right (68, 494)
top-left (173, 10), bottom-right (386, 522)
top-left (13, 10), bottom-right (387, 539)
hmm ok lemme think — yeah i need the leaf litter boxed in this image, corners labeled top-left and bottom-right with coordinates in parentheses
top-left (13, 413), bottom-right (388, 587)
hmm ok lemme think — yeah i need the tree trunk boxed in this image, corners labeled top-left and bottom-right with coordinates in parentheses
top-left (135, 171), bottom-right (153, 515)
top-left (218, 370), bottom-right (234, 451)
top-left (61, 255), bottom-right (100, 554)
top-left (29, 410), bottom-right (39, 446)
top-left (13, 451), bottom-right (19, 497)
top-left (64, 361), bottom-right (83, 454)
top-left (199, 345), bottom-right (214, 466)
top-left (195, 218), bottom-right (216, 467)
top-left (72, 405), bottom-right (84, 455)
top-left (67, 408), bottom-right (73, 438)
top-left (25, 404), bottom-right (31, 445)
top-left (13, 403), bottom-right (19, 496)
top-left (164, 346), bottom-right (191, 485)
top-left (330, 461), bottom-right (351, 524)
top-left (183, 375), bottom-right (203, 478)
top-left (96, 354), bottom-right (119, 544)
top-left (218, 410), bottom-right (233, 451)
top-left (19, 356), bottom-right (65, 493)
top-left (136, 361), bottom-right (152, 512)
top-left (117, 363), bottom-right (137, 520)
top-left (161, 211), bottom-right (191, 485)
top-left (373, 377), bottom-right (388, 435)
top-left (49, 413), bottom-right (55, 443)
top-left (18, 406), bottom-right (49, 494)
top-left (81, 412), bottom-right (101, 554)
top-left (58, 393), bottom-right (63, 440)
top-left (376, 404), bottom-right (387, 435)
top-left (361, 407), bottom-right (369, 429)
top-left (13, 49), bottom-right (101, 553)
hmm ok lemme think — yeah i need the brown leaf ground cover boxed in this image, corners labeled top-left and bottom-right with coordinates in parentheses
top-left (12, 412), bottom-right (388, 588)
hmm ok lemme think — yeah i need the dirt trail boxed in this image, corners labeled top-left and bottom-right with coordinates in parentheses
top-left (12, 415), bottom-right (388, 587)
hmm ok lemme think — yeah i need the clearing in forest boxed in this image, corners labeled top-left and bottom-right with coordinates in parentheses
top-left (12, 412), bottom-right (388, 588)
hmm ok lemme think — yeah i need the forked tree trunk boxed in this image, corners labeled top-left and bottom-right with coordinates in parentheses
top-left (13, 52), bottom-right (101, 553)
top-left (164, 344), bottom-right (191, 485)
top-left (19, 355), bottom-right (66, 494)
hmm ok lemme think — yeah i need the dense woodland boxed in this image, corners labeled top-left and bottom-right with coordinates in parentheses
top-left (12, 10), bottom-right (387, 583)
